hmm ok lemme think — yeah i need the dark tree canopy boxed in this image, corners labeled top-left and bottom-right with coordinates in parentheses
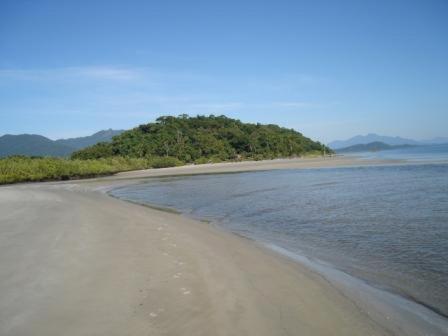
top-left (72, 115), bottom-right (331, 161)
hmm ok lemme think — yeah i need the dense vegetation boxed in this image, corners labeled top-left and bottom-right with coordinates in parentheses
top-left (0, 156), bottom-right (183, 184)
top-left (1, 115), bottom-right (331, 185)
top-left (73, 115), bottom-right (331, 161)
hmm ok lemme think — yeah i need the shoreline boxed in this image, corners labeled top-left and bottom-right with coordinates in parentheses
top-left (1, 156), bottom-right (444, 335)
top-left (264, 243), bottom-right (448, 336)
top-left (59, 155), bottom-right (408, 192)
top-left (108, 175), bottom-right (448, 336)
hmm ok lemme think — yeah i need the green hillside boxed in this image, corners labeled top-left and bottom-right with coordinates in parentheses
top-left (0, 130), bottom-right (124, 158)
top-left (72, 115), bottom-right (330, 161)
top-left (0, 134), bottom-right (74, 158)
top-left (55, 129), bottom-right (124, 150)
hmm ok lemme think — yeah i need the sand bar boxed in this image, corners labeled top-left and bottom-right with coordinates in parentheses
top-left (0, 156), bottom-right (413, 335)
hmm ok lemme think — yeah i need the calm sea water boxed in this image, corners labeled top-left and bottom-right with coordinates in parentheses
top-left (110, 144), bottom-right (448, 321)
top-left (350, 143), bottom-right (448, 162)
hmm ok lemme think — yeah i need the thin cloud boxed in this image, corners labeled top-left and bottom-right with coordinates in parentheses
top-left (71, 67), bottom-right (141, 81)
top-left (0, 66), bottom-right (143, 82)
top-left (1, 65), bottom-right (334, 138)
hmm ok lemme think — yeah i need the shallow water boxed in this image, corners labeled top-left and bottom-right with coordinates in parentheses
top-left (110, 146), bottom-right (448, 324)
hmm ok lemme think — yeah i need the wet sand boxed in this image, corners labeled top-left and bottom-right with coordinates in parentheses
top-left (0, 156), bottom-right (400, 335)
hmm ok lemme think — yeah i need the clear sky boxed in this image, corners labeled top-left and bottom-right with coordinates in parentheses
top-left (1, 0), bottom-right (447, 143)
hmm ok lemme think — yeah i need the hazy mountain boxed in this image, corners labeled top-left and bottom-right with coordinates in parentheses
top-left (0, 129), bottom-right (125, 158)
top-left (336, 141), bottom-right (416, 153)
top-left (55, 129), bottom-right (124, 150)
top-left (0, 134), bottom-right (74, 157)
top-left (418, 137), bottom-right (448, 145)
top-left (329, 133), bottom-right (421, 149)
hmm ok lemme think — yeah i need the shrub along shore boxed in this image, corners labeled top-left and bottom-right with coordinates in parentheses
top-left (0, 156), bottom-right (183, 185)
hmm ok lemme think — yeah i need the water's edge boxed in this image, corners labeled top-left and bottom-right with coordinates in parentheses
top-left (107, 187), bottom-right (448, 336)
top-left (265, 243), bottom-right (448, 336)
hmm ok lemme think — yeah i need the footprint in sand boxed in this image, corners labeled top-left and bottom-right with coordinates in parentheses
top-left (180, 287), bottom-right (191, 295)
top-left (149, 308), bottom-right (165, 318)
top-left (173, 272), bottom-right (182, 279)
top-left (174, 260), bottom-right (185, 266)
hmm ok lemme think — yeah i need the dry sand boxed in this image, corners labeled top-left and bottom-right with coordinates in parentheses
top-left (0, 156), bottom-right (399, 335)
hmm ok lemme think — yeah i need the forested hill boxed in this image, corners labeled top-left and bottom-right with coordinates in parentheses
top-left (72, 115), bottom-right (331, 162)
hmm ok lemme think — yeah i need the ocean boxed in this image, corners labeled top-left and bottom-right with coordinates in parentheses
top-left (110, 144), bottom-right (448, 332)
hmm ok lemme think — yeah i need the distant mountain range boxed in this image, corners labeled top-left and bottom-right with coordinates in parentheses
top-left (328, 133), bottom-right (448, 149)
top-left (0, 129), bottom-right (124, 158)
top-left (54, 129), bottom-right (124, 150)
top-left (336, 141), bottom-right (416, 153)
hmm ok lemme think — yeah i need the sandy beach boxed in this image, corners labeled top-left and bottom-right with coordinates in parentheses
top-left (0, 156), bottom-right (401, 335)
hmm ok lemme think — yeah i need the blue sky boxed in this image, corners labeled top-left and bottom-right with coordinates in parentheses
top-left (1, 0), bottom-right (447, 143)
